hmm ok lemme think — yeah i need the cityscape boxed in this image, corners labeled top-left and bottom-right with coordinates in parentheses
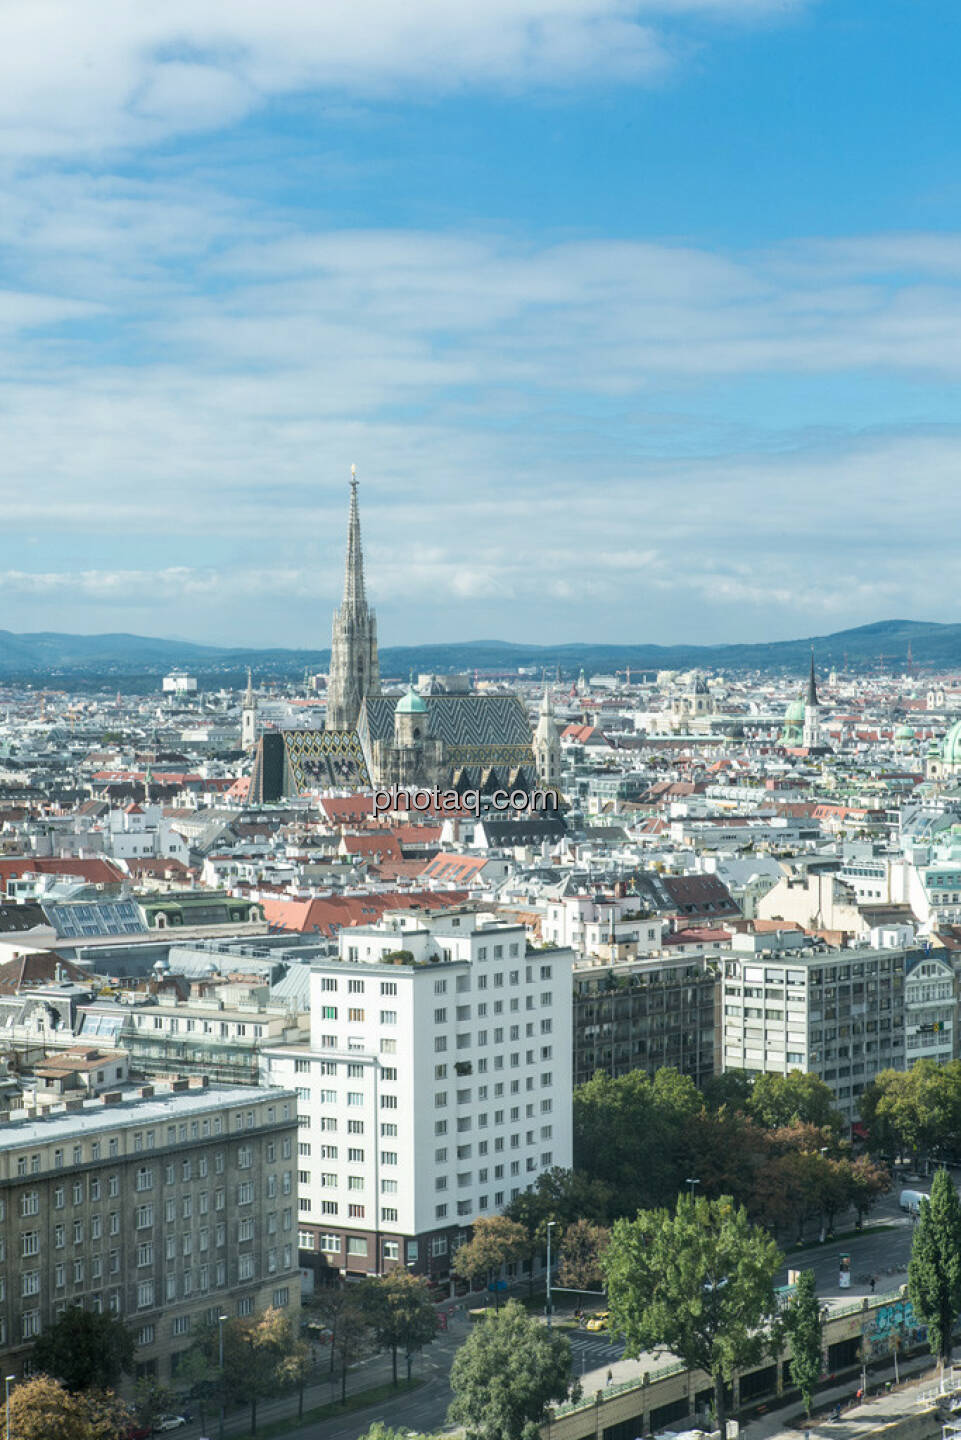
top-left (3, 4), bottom-right (961, 1440)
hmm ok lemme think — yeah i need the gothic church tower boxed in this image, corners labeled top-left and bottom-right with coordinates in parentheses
top-left (326, 467), bottom-right (380, 731)
top-left (802, 650), bottom-right (822, 750)
top-left (533, 683), bottom-right (561, 788)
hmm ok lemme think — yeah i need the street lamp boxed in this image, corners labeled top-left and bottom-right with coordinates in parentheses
top-left (546, 1220), bottom-right (556, 1331)
top-left (686, 1177), bottom-right (700, 1201)
top-left (218, 1314), bottom-right (228, 1440)
top-left (6, 1374), bottom-right (15, 1440)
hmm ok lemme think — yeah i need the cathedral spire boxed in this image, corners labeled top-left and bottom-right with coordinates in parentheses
top-left (806, 649), bottom-right (819, 708)
top-left (342, 464), bottom-right (367, 612)
top-left (326, 467), bottom-right (380, 731)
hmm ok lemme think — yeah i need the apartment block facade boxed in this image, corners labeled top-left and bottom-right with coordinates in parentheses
top-left (572, 953), bottom-right (717, 1087)
top-left (265, 909), bottom-right (574, 1281)
top-left (0, 1080), bottom-right (300, 1380)
top-left (719, 933), bottom-right (924, 1122)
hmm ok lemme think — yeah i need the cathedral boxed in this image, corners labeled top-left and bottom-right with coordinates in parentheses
top-left (248, 472), bottom-right (559, 802)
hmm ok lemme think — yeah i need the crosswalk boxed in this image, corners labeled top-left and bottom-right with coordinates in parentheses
top-left (570, 1335), bottom-right (626, 1367)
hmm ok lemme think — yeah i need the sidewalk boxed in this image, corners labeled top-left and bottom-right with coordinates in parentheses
top-left (748, 1359), bottom-right (945, 1440)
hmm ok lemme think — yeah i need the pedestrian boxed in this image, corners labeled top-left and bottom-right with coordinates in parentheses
top-left (856, 1387), bottom-right (864, 1404)
top-left (607, 1369), bottom-right (614, 1386)
top-left (870, 1276), bottom-right (876, 1294)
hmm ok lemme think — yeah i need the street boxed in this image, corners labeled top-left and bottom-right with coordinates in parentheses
top-left (166, 1187), bottom-right (926, 1440)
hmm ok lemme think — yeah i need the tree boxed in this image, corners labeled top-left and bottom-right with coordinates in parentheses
top-left (133, 1378), bottom-right (178, 1434)
top-left (32, 1306), bottom-right (135, 1393)
top-left (908, 1168), bottom-right (961, 1368)
top-left (215, 1306), bottom-right (295, 1435)
top-left (604, 1193), bottom-right (782, 1438)
top-left (557, 1219), bottom-right (610, 1293)
top-left (3, 1375), bottom-right (133, 1440)
top-left (782, 1270), bottom-right (822, 1416)
top-left (848, 1154), bottom-right (891, 1226)
top-left (314, 1286), bottom-right (353, 1375)
top-left (170, 1347), bottom-right (219, 1433)
top-left (748, 1072), bottom-right (842, 1134)
top-left (278, 1337), bottom-right (314, 1420)
top-left (702, 1070), bottom-right (753, 1114)
top-left (453, 1217), bottom-right (529, 1309)
top-left (860, 1061), bottom-right (961, 1169)
top-left (360, 1271), bottom-right (438, 1386)
top-left (574, 1069), bottom-right (705, 1214)
top-left (331, 1296), bottom-right (371, 1403)
top-left (447, 1299), bottom-right (574, 1440)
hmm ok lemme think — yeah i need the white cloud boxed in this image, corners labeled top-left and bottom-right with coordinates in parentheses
top-left (0, 0), bottom-right (809, 159)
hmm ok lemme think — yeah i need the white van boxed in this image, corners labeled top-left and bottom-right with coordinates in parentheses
top-left (900, 1189), bottom-right (928, 1215)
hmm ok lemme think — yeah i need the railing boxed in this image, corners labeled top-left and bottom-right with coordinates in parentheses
top-left (551, 1292), bottom-right (908, 1420)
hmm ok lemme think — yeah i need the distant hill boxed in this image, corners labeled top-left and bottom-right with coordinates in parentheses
top-left (0, 618), bottom-right (956, 690)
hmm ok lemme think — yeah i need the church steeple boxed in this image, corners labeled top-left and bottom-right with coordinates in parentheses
top-left (342, 464), bottom-right (367, 612)
top-left (802, 649), bottom-right (822, 750)
top-left (326, 467), bottom-right (380, 732)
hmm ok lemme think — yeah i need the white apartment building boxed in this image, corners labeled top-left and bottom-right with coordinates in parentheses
top-left (265, 908), bottom-right (573, 1282)
top-left (718, 932), bottom-right (947, 1123)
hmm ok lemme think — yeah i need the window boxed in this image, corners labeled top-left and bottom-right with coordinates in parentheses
top-left (138, 1324), bottom-right (155, 1346)
top-left (173, 1315), bottom-right (191, 1336)
top-left (137, 1281), bottom-right (155, 1309)
top-left (20, 1191), bottom-right (39, 1217)
top-left (238, 1254), bottom-right (255, 1280)
top-left (348, 1203), bottom-right (365, 1218)
top-left (380, 1010), bottom-right (397, 1025)
top-left (347, 1237), bottom-right (368, 1256)
top-left (237, 1183), bottom-right (254, 1205)
top-left (136, 1167), bottom-right (153, 1191)
top-left (22, 1231), bottom-right (39, 1257)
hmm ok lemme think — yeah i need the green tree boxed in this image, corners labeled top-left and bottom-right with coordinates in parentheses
top-left (171, 1347), bottom-right (220, 1433)
top-left (702, 1070), bottom-right (753, 1114)
top-left (133, 1378), bottom-right (178, 1433)
top-left (748, 1072), bottom-right (842, 1134)
top-left (314, 1286), bottom-right (352, 1375)
top-left (574, 1069), bottom-right (705, 1214)
top-left (31, 1306), bottom-right (135, 1393)
top-left (782, 1270), bottom-right (822, 1416)
top-left (453, 1217), bottom-right (529, 1310)
top-left (447, 1299), bottom-right (574, 1440)
top-left (861, 1061), bottom-right (961, 1169)
top-left (604, 1193), bottom-right (782, 1438)
top-left (908, 1168), bottom-right (961, 1368)
top-left (360, 1271), bottom-right (438, 1385)
top-left (557, 1219), bottom-right (610, 1293)
top-left (331, 1296), bottom-right (371, 1403)
top-left (217, 1307), bottom-right (295, 1435)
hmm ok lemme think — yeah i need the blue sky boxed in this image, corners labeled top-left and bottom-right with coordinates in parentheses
top-left (1, 0), bottom-right (960, 648)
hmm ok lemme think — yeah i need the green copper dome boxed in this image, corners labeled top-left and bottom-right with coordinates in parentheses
top-left (396, 684), bottom-right (427, 715)
top-left (942, 719), bottom-right (961, 765)
top-left (895, 725), bottom-right (915, 741)
top-left (784, 698), bottom-right (806, 725)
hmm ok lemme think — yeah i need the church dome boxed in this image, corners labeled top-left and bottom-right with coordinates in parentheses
top-left (784, 697), bottom-right (806, 725)
top-left (895, 724), bottom-right (915, 741)
top-left (942, 719), bottom-right (961, 765)
top-left (396, 685), bottom-right (427, 715)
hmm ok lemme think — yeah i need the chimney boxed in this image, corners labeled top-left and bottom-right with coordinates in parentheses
top-left (188, 1075), bottom-right (209, 1089)
top-left (170, 1079), bottom-right (189, 1093)
top-left (102, 1092), bottom-right (123, 1106)
top-left (139, 1085), bottom-right (155, 1099)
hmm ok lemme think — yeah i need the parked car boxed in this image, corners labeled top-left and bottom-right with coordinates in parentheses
top-left (154, 1419), bottom-right (188, 1433)
top-left (585, 1311), bottom-right (609, 1332)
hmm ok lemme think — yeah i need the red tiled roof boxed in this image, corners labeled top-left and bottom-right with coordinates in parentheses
top-left (0, 857), bottom-right (125, 896)
top-left (260, 889), bottom-right (471, 937)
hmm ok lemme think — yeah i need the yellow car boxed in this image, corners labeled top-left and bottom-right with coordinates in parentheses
top-left (585, 1311), bottom-right (609, 1332)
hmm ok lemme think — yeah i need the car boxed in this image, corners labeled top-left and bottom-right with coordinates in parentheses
top-left (585, 1311), bottom-right (609, 1332)
top-left (154, 1419), bottom-right (188, 1433)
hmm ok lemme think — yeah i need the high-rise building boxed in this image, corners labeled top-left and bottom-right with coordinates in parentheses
top-left (265, 909), bottom-right (574, 1282)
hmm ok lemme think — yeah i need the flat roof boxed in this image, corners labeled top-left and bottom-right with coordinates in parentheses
top-left (0, 1081), bottom-right (295, 1150)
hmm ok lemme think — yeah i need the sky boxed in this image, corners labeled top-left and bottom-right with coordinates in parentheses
top-left (1, 0), bottom-right (960, 649)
